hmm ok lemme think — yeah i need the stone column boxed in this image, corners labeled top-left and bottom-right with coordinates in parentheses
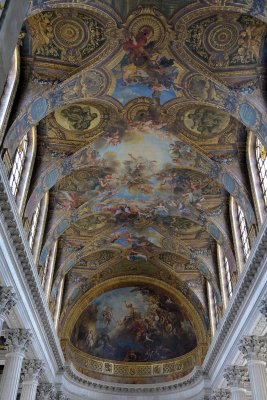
top-left (0, 286), bottom-right (17, 332)
top-left (239, 336), bottom-right (267, 400)
top-left (224, 366), bottom-right (249, 400)
top-left (20, 359), bottom-right (44, 400)
top-left (211, 389), bottom-right (230, 400)
top-left (36, 383), bottom-right (56, 400)
top-left (0, 328), bottom-right (32, 400)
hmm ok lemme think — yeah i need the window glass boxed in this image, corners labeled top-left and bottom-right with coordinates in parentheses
top-left (224, 257), bottom-right (233, 298)
top-left (9, 134), bottom-right (28, 197)
top-left (237, 205), bottom-right (250, 261)
top-left (28, 203), bottom-right (41, 250)
top-left (256, 138), bottom-right (267, 206)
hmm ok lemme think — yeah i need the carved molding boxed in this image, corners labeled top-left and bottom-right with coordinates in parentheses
top-left (238, 335), bottom-right (267, 362)
top-left (21, 359), bottom-right (44, 382)
top-left (57, 392), bottom-right (68, 400)
top-left (211, 389), bottom-right (230, 400)
top-left (259, 295), bottom-right (267, 320)
top-left (203, 217), bottom-right (267, 374)
top-left (0, 286), bottom-right (17, 319)
top-left (64, 363), bottom-right (203, 394)
top-left (2, 328), bottom-right (32, 354)
top-left (36, 383), bottom-right (56, 399)
top-left (0, 159), bottom-right (64, 369)
top-left (223, 366), bottom-right (249, 388)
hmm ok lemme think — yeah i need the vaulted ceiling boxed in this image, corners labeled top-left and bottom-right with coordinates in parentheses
top-left (4, 0), bottom-right (267, 385)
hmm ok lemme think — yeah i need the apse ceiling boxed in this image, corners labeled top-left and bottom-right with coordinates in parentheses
top-left (5, 0), bottom-right (267, 384)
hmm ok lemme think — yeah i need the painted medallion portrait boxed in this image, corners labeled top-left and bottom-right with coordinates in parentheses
top-left (182, 106), bottom-right (230, 138)
top-left (71, 285), bottom-right (197, 362)
top-left (54, 104), bottom-right (101, 132)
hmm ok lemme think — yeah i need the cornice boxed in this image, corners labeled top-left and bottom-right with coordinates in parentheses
top-left (203, 215), bottom-right (267, 374)
top-left (0, 159), bottom-right (64, 369)
top-left (64, 363), bottom-right (204, 394)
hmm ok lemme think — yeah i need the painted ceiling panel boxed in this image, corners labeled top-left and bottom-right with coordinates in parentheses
top-left (7, 0), bottom-right (266, 383)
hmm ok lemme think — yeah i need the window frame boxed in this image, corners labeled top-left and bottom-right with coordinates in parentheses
top-left (9, 134), bottom-right (28, 198)
top-left (255, 137), bottom-right (267, 207)
top-left (28, 202), bottom-right (41, 250)
top-left (237, 205), bottom-right (250, 261)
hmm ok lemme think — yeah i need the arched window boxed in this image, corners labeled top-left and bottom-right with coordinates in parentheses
top-left (224, 257), bottom-right (233, 299)
top-left (5, 127), bottom-right (37, 215)
top-left (28, 202), bottom-right (41, 250)
top-left (255, 137), bottom-right (267, 206)
top-left (41, 253), bottom-right (50, 289)
top-left (237, 205), bottom-right (250, 261)
top-left (217, 245), bottom-right (234, 310)
top-left (9, 134), bottom-right (28, 197)
top-left (0, 47), bottom-right (20, 144)
top-left (247, 132), bottom-right (266, 225)
top-left (230, 197), bottom-right (251, 272)
top-left (207, 282), bottom-right (219, 336)
top-left (25, 192), bottom-right (49, 263)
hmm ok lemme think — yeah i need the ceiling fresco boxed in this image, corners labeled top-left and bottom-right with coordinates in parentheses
top-left (5, 0), bottom-right (267, 384)
top-left (71, 285), bottom-right (197, 362)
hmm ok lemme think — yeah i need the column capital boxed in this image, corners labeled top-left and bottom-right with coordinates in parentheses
top-left (21, 359), bottom-right (44, 382)
top-left (37, 383), bottom-right (56, 399)
top-left (239, 335), bottom-right (267, 361)
top-left (3, 328), bottom-right (32, 354)
top-left (259, 295), bottom-right (267, 319)
top-left (57, 392), bottom-right (68, 400)
top-left (211, 389), bottom-right (230, 400)
top-left (223, 365), bottom-right (249, 388)
top-left (0, 286), bottom-right (17, 318)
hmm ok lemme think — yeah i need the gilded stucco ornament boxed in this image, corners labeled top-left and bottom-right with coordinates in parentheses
top-left (26, 8), bottom-right (119, 70)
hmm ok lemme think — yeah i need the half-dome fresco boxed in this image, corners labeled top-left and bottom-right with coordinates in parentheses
top-left (71, 285), bottom-right (197, 362)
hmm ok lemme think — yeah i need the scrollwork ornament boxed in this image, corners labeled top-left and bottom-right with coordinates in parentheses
top-left (211, 389), bottom-right (230, 400)
top-left (36, 383), bottom-right (56, 399)
top-left (3, 328), bottom-right (32, 354)
top-left (57, 392), bottom-right (68, 400)
top-left (259, 295), bottom-right (267, 320)
top-left (223, 366), bottom-right (249, 388)
top-left (21, 359), bottom-right (44, 382)
top-left (0, 286), bottom-right (17, 319)
top-left (239, 336), bottom-right (267, 361)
